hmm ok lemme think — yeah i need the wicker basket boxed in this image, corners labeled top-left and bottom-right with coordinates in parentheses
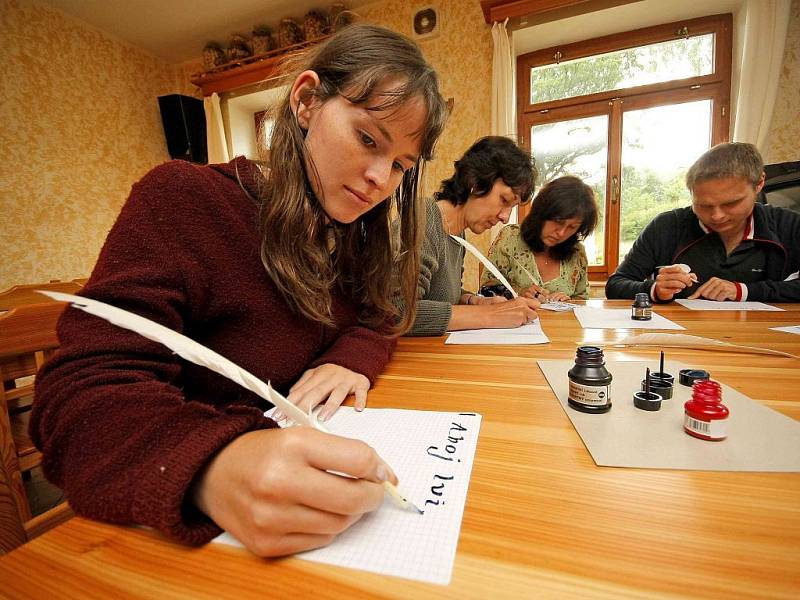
top-left (251, 26), bottom-right (275, 55)
top-left (278, 18), bottom-right (304, 48)
top-left (304, 10), bottom-right (328, 41)
top-left (227, 33), bottom-right (252, 61)
top-left (330, 2), bottom-right (353, 32)
top-left (202, 43), bottom-right (226, 70)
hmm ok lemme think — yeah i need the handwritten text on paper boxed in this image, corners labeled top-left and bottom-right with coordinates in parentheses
top-left (425, 413), bottom-right (477, 507)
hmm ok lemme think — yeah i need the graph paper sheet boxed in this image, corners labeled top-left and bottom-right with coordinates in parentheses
top-left (214, 408), bottom-right (482, 585)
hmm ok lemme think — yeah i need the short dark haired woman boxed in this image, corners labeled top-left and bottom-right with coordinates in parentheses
top-left (406, 136), bottom-right (540, 336)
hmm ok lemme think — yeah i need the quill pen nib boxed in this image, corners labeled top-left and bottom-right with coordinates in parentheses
top-left (383, 481), bottom-right (424, 514)
top-left (407, 500), bottom-right (425, 515)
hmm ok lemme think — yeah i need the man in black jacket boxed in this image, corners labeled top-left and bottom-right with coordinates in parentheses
top-left (606, 142), bottom-right (800, 302)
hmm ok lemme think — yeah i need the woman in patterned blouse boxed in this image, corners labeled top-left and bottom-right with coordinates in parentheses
top-left (482, 176), bottom-right (598, 301)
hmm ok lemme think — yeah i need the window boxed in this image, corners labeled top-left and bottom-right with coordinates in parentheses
top-left (517, 14), bottom-right (732, 279)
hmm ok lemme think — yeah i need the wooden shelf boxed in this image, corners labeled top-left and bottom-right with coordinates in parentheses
top-left (480, 0), bottom-right (641, 24)
top-left (190, 37), bottom-right (328, 97)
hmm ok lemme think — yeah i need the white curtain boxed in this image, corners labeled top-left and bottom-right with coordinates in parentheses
top-left (732, 0), bottom-right (792, 153)
top-left (204, 93), bottom-right (230, 164)
top-left (491, 18), bottom-right (516, 139)
top-left (491, 18), bottom-right (518, 235)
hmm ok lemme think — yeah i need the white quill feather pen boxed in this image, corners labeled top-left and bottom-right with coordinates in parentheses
top-left (38, 290), bottom-right (423, 513)
top-left (600, 332), bottom-right (798, 359)
top-left (39, 290), bottom-right (318, 428)
top-left (449, 234), bottom-right (518, 298)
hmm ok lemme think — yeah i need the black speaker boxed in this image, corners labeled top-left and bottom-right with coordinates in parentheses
top-left (157, 94), bottom-right (207, 164)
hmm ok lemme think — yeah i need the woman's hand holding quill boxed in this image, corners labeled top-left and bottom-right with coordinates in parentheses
top-left (190, 425), bottom-right (393, 556)
top-left (38, 291), bottom-right (422, 555)
top-left (449, 234), bottom-right (517, 298)
top-left (449, 235), bottom-right (539, 327)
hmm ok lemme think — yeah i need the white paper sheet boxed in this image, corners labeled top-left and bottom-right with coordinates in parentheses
top-left (214, 408), bottom-right (482, 585)
top-left (771, 325), bottom-right (800, 335)
top-left (573, 306), bottom-right (685, 330)
top-left (675, 299), bottom-right (784, 311)
top-left (538, 359), bottom-right (800, 472)
top-left (539, 301), bottom-right (577, 312)
top-left (445, 320), bottom-right (549, 345)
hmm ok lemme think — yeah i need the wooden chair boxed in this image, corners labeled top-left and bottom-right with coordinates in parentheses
top-left (0, 280), bottom-right (83, 312)
top-left (0, 302), bottom-right (73, 553)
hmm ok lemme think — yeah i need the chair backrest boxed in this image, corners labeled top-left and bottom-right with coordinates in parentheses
top-left (0, 420), bottom-right (31, 553)
top-left (0, 301), bottom-right (63, 409)
top-left (0, 302), bottom-right (72, 553)
top-left (0, 281), bottom-right (83, 312)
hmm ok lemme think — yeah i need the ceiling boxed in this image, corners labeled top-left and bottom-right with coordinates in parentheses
top-left (40, 0), bottom-right (749, 66)
top-left (39, 0), bottom-right (374, 63)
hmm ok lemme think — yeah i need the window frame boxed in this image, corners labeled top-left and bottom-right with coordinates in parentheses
top-left (516, 14), bottom-right (733, 279)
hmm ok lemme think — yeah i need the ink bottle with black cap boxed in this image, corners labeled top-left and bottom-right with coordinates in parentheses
top-left (631, 293), bottom-right (652, 320)
top-left (568, 346), bottom-right (612, 413)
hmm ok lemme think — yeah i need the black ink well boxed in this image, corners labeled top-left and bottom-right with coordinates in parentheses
top-left (568, 346), bottom-right (612, 413)
top-left (631, 292), bottom-right (652, 321)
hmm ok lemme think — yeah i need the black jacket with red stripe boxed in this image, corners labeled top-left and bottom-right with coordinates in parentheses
top-left (606, 203), bottom-right (800, 302)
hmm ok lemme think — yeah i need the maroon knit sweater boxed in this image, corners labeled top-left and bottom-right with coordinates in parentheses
top-left (31, 158), bottom-right (396, 545)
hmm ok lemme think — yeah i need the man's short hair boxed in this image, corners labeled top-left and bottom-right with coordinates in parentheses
top-left (685, 142), bottom-right (764, 190)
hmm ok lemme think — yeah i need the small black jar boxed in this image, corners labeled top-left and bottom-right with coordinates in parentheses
top-left (631, 292), bottom-right (653, 321)
top-left (568, 346), bottom-right (612, 413)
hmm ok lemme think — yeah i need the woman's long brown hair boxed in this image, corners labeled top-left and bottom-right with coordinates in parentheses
top-left (257, 24), bottom-right (447, 333)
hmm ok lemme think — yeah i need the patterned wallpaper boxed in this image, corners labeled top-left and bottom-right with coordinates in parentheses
top-left (1, 0), bottom-right (177, 290)
top-left (359, 0), bottom-right (494, 290)
top-left (3, 0), bottom-right (798, 293)
top-left (765, 0), bottom-right (800, 164)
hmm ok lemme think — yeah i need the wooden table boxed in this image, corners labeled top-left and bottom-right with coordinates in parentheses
top-left (2, 301), bottom-right (799, 599)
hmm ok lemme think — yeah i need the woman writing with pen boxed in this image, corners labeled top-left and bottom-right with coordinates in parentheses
top-left (405, 136), bottom-right (540, 336)
top-left (482, 176), bottom-right (598, 301)
top-left (32, 25), bottom-right (448, 557)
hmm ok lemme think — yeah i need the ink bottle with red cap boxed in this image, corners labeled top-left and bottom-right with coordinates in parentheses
top-left (684, 379), bottom-right (729, 441)
top-left (568, 346), bottom-right (612, 413)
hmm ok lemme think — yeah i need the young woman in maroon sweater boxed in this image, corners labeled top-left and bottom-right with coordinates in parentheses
top-left (32, 25), bottom-right (447, 557)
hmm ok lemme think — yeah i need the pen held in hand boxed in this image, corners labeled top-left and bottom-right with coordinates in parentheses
top-left (511, 256), bottom-right (547, 298)
top-left (382, 480), bottom-right (424, 514)
top-left (655, 263), bottom-right (699, 283)
top-left (265, 385), bottom-right (424, 515)
top-left (37, 290), bottom-right (423, 515)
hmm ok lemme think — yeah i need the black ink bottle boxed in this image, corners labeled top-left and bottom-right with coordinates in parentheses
top-left (631, 292), bottom-right (652, 321)
top-left (568, 346), bottom-right (612, 413)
